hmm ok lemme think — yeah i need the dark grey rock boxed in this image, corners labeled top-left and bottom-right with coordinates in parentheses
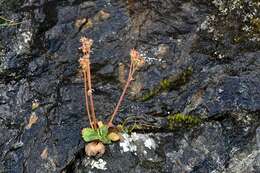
top-left (0, 0), bottom-right (259, 172)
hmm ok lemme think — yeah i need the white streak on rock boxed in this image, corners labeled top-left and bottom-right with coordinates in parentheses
top-left (89, 159), bottom-right (107, 170)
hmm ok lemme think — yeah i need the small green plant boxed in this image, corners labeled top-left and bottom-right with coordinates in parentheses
top-left (82, 125), bottom-right (111, 144)
top-left (79, 37), bottom-right (145, 156)
top-left (0, 16), bottom-right (22, 28)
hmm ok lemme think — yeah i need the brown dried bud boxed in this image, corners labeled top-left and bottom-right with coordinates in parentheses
top-left (108, 132), bottom-right (120, 142)
top-left (85, 142), bottom-right (105, 157)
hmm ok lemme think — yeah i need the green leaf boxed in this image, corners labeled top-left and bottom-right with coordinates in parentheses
top-left (100, 137), bottom-right (111, 144)
top-left (81, 125), bottom-right (112, 144)
top-left (82, 128), bottom-right (99, 142)
top-left (98, 125), bottom-right (111, 144)
top-left (98, 125), bottom-right (108, 136)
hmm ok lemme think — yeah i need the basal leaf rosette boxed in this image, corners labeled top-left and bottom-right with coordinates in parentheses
top-left (82, 124), bottom-right (121, 144)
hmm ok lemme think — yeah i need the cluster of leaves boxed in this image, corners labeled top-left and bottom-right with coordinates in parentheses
top-left (82, 124), bottom-right (119, 144)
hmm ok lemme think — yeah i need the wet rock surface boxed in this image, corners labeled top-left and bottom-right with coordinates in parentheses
top-left (0, 0), bottom-right (259, 172)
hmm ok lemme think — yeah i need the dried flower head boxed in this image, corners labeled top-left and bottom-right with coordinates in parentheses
top-left (79, 56), bottom-right (89, 71)
top-left (80, 37), bottom-right (93, 56)
top-left (79, 37), bottom-right (93, 71)
top-left (79, 36), bottom-right (98, 129)
top-left (130, 49), bottom-right (145, 69)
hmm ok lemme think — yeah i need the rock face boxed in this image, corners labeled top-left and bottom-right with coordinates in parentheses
top-left (0, 0), bottom-right (259, 172)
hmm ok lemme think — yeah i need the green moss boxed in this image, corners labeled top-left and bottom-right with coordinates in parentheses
top-left (141, 85), bottom-right (161, 101)
top-left (167, 113), bottom-right (201, 130)
top-left (141, 67), bottom-right (193, 101)
top-left (160, 79), bottom-right (171, 90)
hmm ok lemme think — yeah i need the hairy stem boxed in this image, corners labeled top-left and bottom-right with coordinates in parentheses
top-left (86, 59), bottom-right (97, 129)
top-left (108, 62), bottom-right (134, 126)
top-left (83, 71), bottom-right (93, 128)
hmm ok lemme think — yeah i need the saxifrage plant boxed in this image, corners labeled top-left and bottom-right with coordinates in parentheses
top-left (79, 37), bottom-right (145, 157)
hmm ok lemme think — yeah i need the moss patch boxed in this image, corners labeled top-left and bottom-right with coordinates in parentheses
top-left (141, 67), bottom-right (193, 101)
top-left (167, 113), bottom-right (202, 130)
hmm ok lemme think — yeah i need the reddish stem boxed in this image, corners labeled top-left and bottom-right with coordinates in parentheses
top-left (83, 71), bottom-right (93, 129)
top-left (108, 61), bottom-right (134, 126)
top-left (86, 59), bottom-right (97, 129)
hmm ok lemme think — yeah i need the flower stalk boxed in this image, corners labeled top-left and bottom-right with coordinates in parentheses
top-left (79, 37), bottom-right (98, 129)
top-left (108, 49), bottom-right (145, 127)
